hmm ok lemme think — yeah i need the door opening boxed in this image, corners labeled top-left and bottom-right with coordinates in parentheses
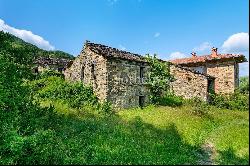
top-left (207, 79), bottom-right (215, 93)
top-left (139, 96), bottom-right (145, 108)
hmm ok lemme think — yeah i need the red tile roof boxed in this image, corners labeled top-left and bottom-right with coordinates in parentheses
top-left (169, 54), bottom-right (247, 65)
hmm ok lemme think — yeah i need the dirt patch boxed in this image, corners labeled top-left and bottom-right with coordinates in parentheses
top-left (196, 142), bottom-right (217, 165)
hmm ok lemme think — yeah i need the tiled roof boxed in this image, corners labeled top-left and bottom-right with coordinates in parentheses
top-left (169, 54), bottom-right (247, 65)
top-left (85, 41), bottom-right (147, 62)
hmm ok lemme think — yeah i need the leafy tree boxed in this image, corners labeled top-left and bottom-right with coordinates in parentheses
top-left (0, 32), bottom-right (66, 164)
top-left (239, 76), bottom-right (249, 94)
top-left (145, 54), bottom-right (174, 104)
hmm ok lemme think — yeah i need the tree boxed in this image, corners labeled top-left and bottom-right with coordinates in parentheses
top-left (239, 76), bottom-right (249, 94)
top-left (145, 54), bottom-right (174, 104)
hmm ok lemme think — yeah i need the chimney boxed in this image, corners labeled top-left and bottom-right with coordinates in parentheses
top-left (84, 40), bottom-right (90, 49)
top-left (211, 47), bottom-right (218, 57)
top-left (191, 52), bottom-right (197, 57)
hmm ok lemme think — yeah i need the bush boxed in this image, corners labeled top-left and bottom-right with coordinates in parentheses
top-left (185, 97), bottom-right (212, 117)
top-left (209, 90), bottom-right (249, 111)
top-left (239, 76), bottom-right (249, 94)
top-left (28, 76), bottom-right (112, 114)
top-left (0, 51), bottom-right (66, 164)
top-left (158, 93), bottom-right (183, 107)
top-left (145, 54), bottom-right (173, 104)
top-left (38, 70), bottom-right (64, 79)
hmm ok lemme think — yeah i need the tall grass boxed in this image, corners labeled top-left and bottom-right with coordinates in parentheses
top-left (1, 74), bottom-right (248, 165)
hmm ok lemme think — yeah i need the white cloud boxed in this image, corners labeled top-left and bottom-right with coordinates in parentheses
top-left (169, 51), bottom-right (187, 59)
top-left (119, 44), bottom-right (126, 51)
top-left (192, 42), bottom-right (212, 52)
top-left (221, 32), bottom-right (249, 76)
top-left (222, 32), bottom-right (249, 53)
top-left (154, 32), bottom-right (160, 38)
top-left (0, 19), bottom-right (55, 50)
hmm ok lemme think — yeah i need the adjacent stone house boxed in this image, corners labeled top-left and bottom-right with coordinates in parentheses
top-left (65, 41), bottom-right (247, 108)
top-left (169, 65), bottom-right (215, 101)
top-left (33, 57), bottom-right (73, 73)
top-left (169, 47), bottom-right (247, 94)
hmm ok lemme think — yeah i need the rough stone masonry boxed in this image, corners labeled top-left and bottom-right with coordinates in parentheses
top-left (64, 41), bottom-right (247, 109)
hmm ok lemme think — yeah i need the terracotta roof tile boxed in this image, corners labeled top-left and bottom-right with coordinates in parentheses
top-left (169, 54), bottom-right (247, 65)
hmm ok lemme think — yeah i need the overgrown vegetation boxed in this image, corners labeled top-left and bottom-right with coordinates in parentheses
top-left (158, 93), bottom-right (183, 107)
top-left (239, 76), bottom-right (249, 94)
top-left (0, 47), bottom-right (63, 164)
top-left (27, 75), bottom-right (112, 114)
top-left (0, 31), bottom-right (75, 60)
top-left (0, 31), bottom-right (248, 165)
top-left (209, 90), bottom-right (249, 111)
top-left (145, 54), bottom-right (174, 104)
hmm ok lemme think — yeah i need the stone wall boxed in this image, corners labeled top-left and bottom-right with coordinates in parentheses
top-left (64, 47), bottom-right (108, 102)
top-left (64, 46), bottom-right (213, 107)
top-left (106, 58), bottom-right (151, 108)
top-left (189, 66), bottom-right (207, 74)
top-left (206, 61), bottom-right (237, 94)
top-left (66, 42), bottom-right (244, 108)
top-left (170, 65), bottom-right (209, 101)
top-left (65, 44), bottom-right (151, 109)
top-left (33, 57), bottom-right (72, 73)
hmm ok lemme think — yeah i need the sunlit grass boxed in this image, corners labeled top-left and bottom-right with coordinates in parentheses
top-left (40, 99), bottom-right (249, 164)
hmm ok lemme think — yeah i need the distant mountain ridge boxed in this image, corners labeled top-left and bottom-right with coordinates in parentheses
top-left (0, 31), bottom-right (75, 61)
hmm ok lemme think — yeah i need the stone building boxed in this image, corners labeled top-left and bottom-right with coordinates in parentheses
top-left (65, 41), bottom-right (247, 108)
top-left (33, 57), bottom-right (73, 73)
top-left (64, 41), bottom-right (151, 108)
top-left (169, 65), bottom-right (215, 101)
top-left (169, 47), bottom-right (247, 94)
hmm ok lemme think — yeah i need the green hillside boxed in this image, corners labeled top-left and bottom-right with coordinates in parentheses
top-left (0, 31), bottom-right (75, 63)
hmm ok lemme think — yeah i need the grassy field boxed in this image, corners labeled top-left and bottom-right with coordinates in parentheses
top-left (40, 99), bottom-right (249, 165)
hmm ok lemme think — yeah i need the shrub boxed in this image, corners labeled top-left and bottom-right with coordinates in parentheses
top-left (239, 76), bottom-right (249, 94)
top-left (38, 70), bottom-right (64, 79)
top-left (158, 93), bottom-right (183, 107)
top-left (145, 54), bottom-right (174, 104)
top-left (0, 51), bottom-right (66, 164)
top-left (97, 101), bottom-right (113, 115)
top-left (186, 97), bottom-right (212, 117)
top-left (28, 76), bottom-right (112, 114)
top-left (209, 90), bottom-right (249, 111)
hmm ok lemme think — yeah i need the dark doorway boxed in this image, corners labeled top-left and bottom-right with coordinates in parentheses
top-left (139, 96), bottom-right (145, 108)
top-left (81, 66), bottom-right (85, 82)
top-left (58, 67), bottom-right (64, 73)
top-left (207, 79), bottom-right (215, 93)
top-left (207, 79), bottom-right (215, 103)
top-left (34, 67), bottom-right (39, 73)
top-left (91, 63), bottom-right (96, 80)
top-left (140, 67), bottom-right (144, 83)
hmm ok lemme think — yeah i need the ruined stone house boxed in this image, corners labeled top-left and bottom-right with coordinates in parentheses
top-left (33, 57), bottom-right (73, 73)
top-left (64, 41), bottom-right (151, 108)
top-left (64, 41), bottom-right (247, 108)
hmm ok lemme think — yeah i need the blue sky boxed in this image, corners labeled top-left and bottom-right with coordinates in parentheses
top-left (0, 0), bottom-right (249, 76)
